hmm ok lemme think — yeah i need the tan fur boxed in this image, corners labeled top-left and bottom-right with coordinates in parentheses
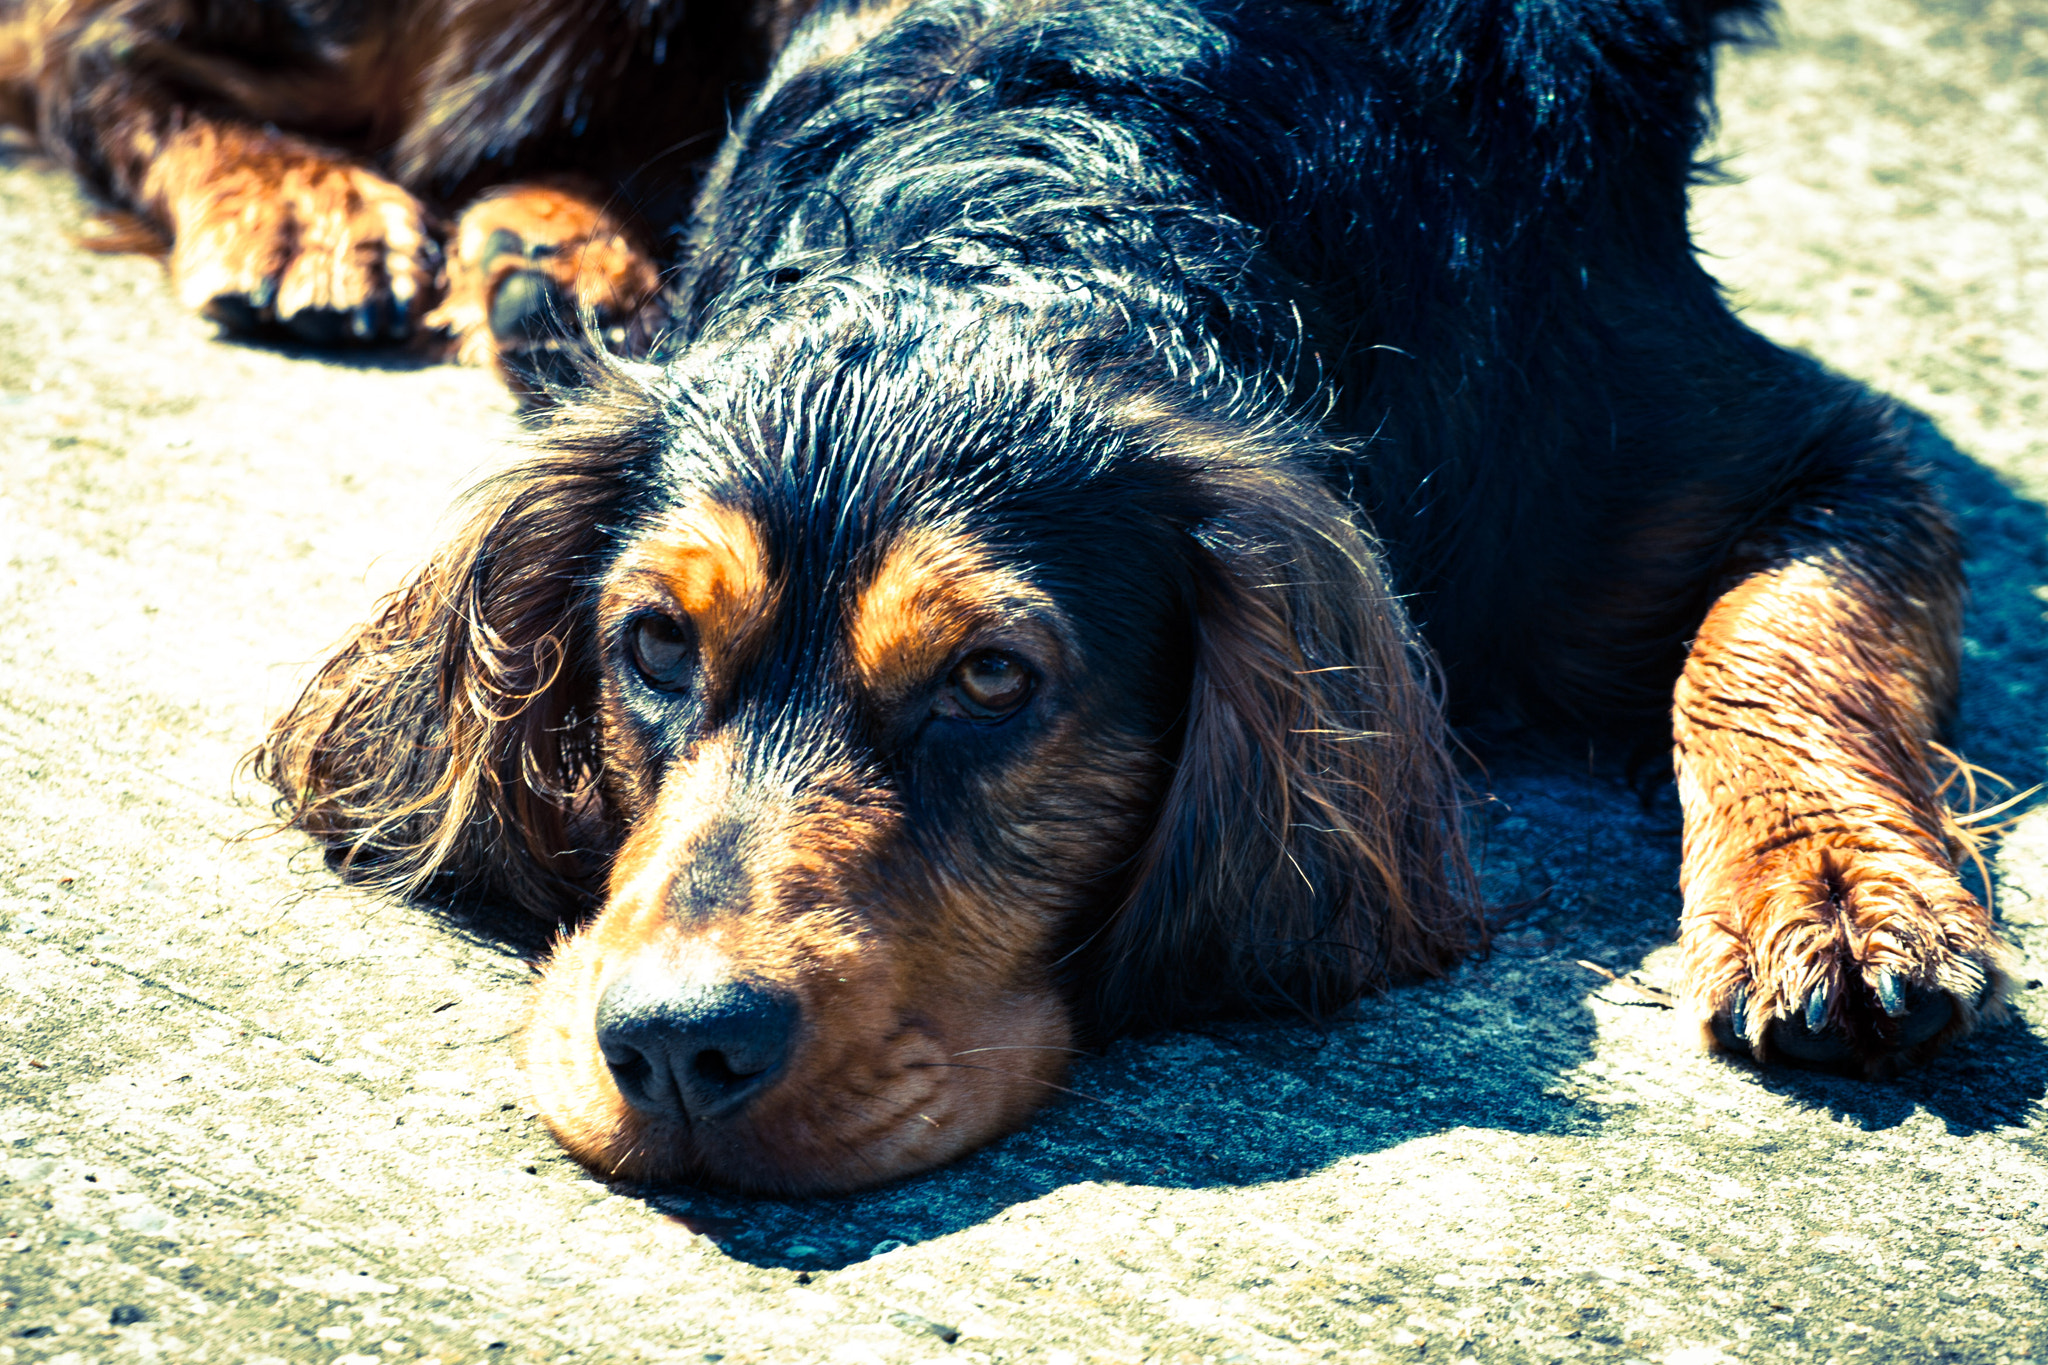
top-left (848, 526), bottom-right (1064, 705)
top-left (428, 180), bottom-right (662, 370)
top-left (606, 499), bottom-right (779, 686)
top-left (140, 121), bottom-right (436, 326)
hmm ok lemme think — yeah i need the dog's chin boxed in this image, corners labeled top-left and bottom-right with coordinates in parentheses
top-left (517, 919), bottom-right (1075, 1195)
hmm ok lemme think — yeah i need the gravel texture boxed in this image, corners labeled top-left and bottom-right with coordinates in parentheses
top-left (2, 1), bottom-right (2045, 1362)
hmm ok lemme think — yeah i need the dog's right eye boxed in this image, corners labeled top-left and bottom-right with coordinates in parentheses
top-left (627, 613), bottom-right (696, 691)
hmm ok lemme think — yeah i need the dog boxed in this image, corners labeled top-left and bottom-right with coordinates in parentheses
top-left (253, 0), bottom-right (2018, 1194)
top-left (0, 0), bottom-right (816, 379)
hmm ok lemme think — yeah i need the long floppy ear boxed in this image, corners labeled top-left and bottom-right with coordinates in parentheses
top-left (252, 378), bottom-right (665, 926)
top-left (1085, 461), bottom-right (1482, 1033)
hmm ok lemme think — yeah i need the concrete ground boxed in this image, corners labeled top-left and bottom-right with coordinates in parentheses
top-left (2, 0), bottom-right (2045, 1361)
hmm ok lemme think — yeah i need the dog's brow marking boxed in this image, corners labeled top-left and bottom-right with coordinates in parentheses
top-left (614, 500), bottom-right (776, 669)
top-left (848, 527), bottom-right (1057, 701)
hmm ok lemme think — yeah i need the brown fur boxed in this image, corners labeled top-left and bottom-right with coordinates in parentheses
top-left (428, 180), bottom-right (663, 374)
top-left (1084, 438), bottom-right (1479, 1030)
top-left (253, 384), bottom-right (663, 917)
top-left (1674, 508), bottom-right (2014, 1071)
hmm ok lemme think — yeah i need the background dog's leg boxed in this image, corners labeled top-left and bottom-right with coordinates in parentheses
top-left (425, 181), bottom-right (661, 392)
top-left (141, 121), bottom-right (436, 344)
top-left (1674, 459), bottom-right (2017, 1072)
top-left (23, 2), bottom-right (433, 343)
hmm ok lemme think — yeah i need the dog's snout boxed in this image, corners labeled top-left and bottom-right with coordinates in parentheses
top-left (595, 967), bottom-right (798, 1122)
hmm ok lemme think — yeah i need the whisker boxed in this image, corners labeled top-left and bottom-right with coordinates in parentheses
top-left (904, 1060), bottom-right (1118, 1108)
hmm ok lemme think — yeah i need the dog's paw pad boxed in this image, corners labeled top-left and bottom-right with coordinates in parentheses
top-left (1766, 980), bottom-right (1857, 1064)
top-left (489, 268), bottom-right (569, 344)
top-left (283, 307), bottom-right (351, 348)
top-left (429, 182), bottom-right (661, 377)
top-left (1872, 972), bottom-right (1957, 1047)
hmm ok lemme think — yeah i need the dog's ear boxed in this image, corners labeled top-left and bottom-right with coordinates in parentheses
top-left (1084, 460), bottom-right (1482, 1032)
top-left (252, 382), bottom-right (663, 926)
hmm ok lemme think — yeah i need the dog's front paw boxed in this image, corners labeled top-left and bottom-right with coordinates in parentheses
top-left (154, 126), bottom-right (436, 344)
top-left (1682, 841), bottom-right (2012, 1074)
top-left (425, 182), bottom-right (661, 387)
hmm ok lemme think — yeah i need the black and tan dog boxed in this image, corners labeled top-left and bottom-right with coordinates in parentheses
top-left (255, 0), bottom-right (2015, 1193)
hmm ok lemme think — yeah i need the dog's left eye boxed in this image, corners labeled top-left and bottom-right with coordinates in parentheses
top-left (940, 650), bottom-right (1034, 720)
top-left (627, 613), bottom-right (696, 691)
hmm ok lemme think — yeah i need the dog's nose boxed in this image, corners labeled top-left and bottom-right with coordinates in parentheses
top-left (595, 967), bottom-right (798, 1122)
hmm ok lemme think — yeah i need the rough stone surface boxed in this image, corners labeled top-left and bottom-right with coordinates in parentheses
top-left (1, 1), bottom-right (2045, 1361)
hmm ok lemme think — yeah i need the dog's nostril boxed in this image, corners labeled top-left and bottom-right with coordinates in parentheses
top-left (691, 1049), bottom-right (753, 1091)
top-left (595, 969), bottom-right (798, 1123)
top-left (605, 1044), bottom-right (653, 1090)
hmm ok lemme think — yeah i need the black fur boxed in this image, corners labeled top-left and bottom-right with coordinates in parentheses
top-left (661, 0), bottom-right (1905, 734)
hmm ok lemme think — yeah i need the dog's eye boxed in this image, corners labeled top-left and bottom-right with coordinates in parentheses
top-left (942, 651), bottom-right (1034, 719)
top-left (628, 613), bottom-right (696, 691)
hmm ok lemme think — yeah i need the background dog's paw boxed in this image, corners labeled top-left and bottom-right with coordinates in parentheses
top-left (1683, 842), bottom-right (2013, 1074)
top-left (424, 182), bottom-right (662, 386)
top-left (162, 136), bottom-right (437, 345)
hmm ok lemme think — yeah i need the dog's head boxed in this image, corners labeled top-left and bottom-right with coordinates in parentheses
top-left (261, 288), bottom-right (1476, 1192)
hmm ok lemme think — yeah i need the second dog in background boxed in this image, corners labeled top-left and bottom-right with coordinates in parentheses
top-left (0, 0), bottom-right (814, 380)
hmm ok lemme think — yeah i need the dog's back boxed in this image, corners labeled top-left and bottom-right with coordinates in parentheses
top-left (664, 0), bottom-right (1828, 729)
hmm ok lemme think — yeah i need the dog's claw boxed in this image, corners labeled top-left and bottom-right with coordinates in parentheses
top-left (1804, 979), bottom-right (1830, 1033)
top-left (1708, 986), bottom-right (1751, 1054)
top-left (1876, 971), bottom-right (1907, 1017)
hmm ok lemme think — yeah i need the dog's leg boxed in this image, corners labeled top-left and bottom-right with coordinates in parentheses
top-left (140, 121), bottom-right (436, 344)
top-left (425, 181), bottom-right (662, 392)
top-left (27, 2), bottom-right (433, 343)
top-left (1674, 465), bottom-right (2016, 1072)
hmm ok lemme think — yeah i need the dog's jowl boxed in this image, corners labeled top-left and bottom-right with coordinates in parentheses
top-left (259, 0), bottom-right (2016, 1193)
